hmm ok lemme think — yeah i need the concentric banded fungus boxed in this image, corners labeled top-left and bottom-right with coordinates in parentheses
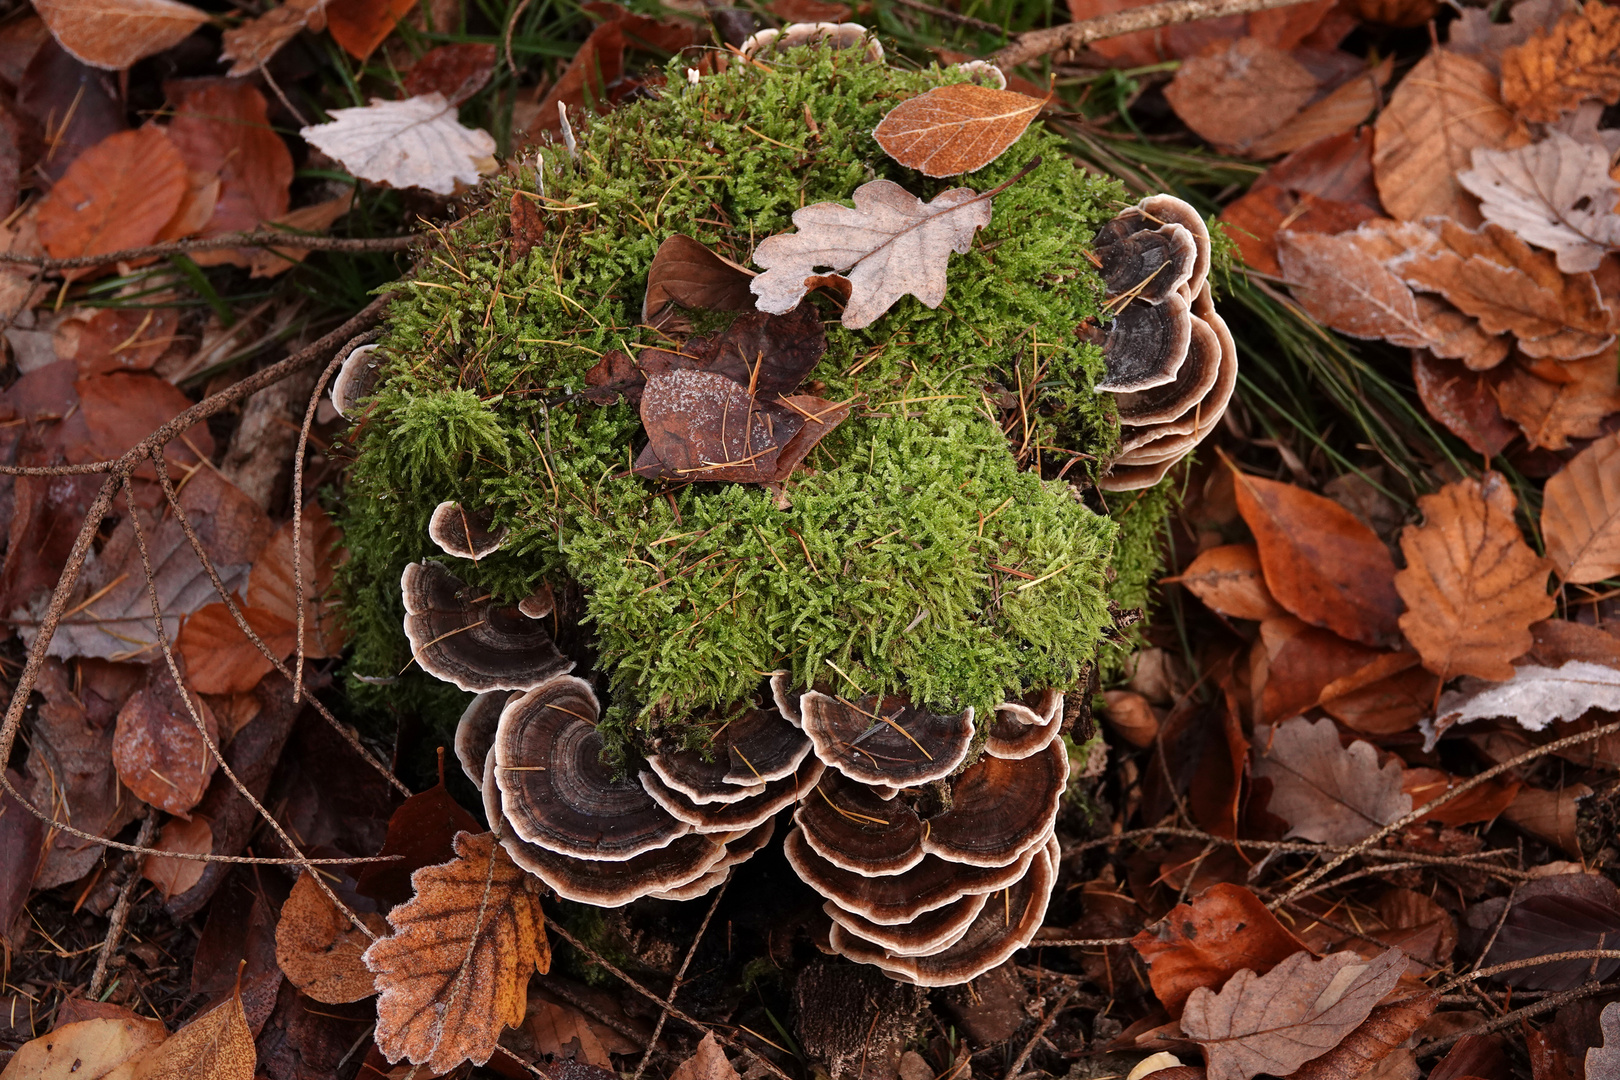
top-left (798, 691), bottom-right (974, 789)
top-left (985, 688), bottom-right (1064, 760)
top-left (1138, 195), bottom-right (1212, 298)
top-left (825, 890), bottom-right (989, 957)
top-left (1095, 290), bottom-right (1192, 393)
top-left (401, 561), bottom-right (574, 692)
top-left (428, 501), bottom-right (508, 560)
top-left (919, 738), bottom-right (1067, 867)
top-left (1113, 316), bottom-right (1222, 427)
top-left (1093, 217), bottom-right (1197, 304)
top-left (770, 671), bottom-right (802, 726)
top-left (795, 770), bottom-right (927, 876)
top-left (644, 704), bottom-right (813, 802)
top-left (495, 675), bottom-right (690, 860)
top-left (647, 819), bottom-right (777, 901)
top-left (640, 755), bottom-right (824, 833)
top-left (828, 836), bottom-right (1058, 986)
top-left (740, 22), bottom-right (884, 63)
top-left (330, 342), bottom-right (381, 420)
top-left (455, 690), bottom-right (511, 787)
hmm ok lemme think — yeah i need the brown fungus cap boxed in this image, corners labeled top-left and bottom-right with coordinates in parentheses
top-left (454, 690), bottom-right (512, 789)
top-left (798, 691), bottom-right (973, 789)
top-left (770, 671), bottom-right (802, 726)
top-left (644, 704), bottom-right (812, 803)
top-left (329, 342), bottom-right (381, 420)
top-left (401, 561), bottom-right (574, 693)
top-left (494, 675), bottom-right (691, 860)
top-left (829, 835), bottom-right (1058, 986)
top-left (783, 825), bottom-right (1042, 926)
top-left (824, 890), bottom-right (988, 958)
top-left (985, 688), bottom-right (1064, 760)
top-left (1113, 315), bottom-right (1223, 428)
top-left (1095, 290), bottom-right (1192, 394)
top-left (793, 770), bottom-right (926, 876)
top-left (640, 754), bottom-right (824, 834)
top-left (1138, 195), bottom-right (1212, 299)
top-left (1093, 218), bottom-right (1198, 304)
top-left (920, 738), bottom-right (1067, 868)
top-left (428, 500), bottom-right (508, 560)
top-left (648, 818), bottom-right (778, 901)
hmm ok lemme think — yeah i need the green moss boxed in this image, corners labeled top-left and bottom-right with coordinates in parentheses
top-left (337, 46), bottom-right (1170, 754)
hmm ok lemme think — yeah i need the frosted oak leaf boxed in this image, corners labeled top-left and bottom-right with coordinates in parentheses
top-left (300, 93), bottom-right (496, 196)
top-left (750, 178), bottom-right (995, 329)
top-left (1458, 132), bottom-right (1620, 273)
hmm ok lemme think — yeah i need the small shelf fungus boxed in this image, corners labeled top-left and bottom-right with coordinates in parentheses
top-left (337, 31), bottom-right (1236, 986)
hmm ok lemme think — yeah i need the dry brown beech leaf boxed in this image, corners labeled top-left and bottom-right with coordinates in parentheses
top-left (1410, 350), bottom-right (1517, 457)
top-left (1131, 882), bottom-right (1307, 1017)
top-left (1373, 49), bottom-right (1525, 224)
top-left (34, 0), bottom-right (209, 70)
top-left (130, 985), bottom-right (255, 1080)
top-left (1542, 429), bottom-right (1620, 583)
top-left (873, 83), bottom-right (1045, 177)
top-left (275, 871), bottom-right (388, 1004)
top-left (35, 126), bottom-right (187, 271)
top-left (1246, 56), bottom-right (1392, 160)
top-left (364, 830), bottom-right (551, 1074)
top-left (1231, 467), bottom-right (1402, 648)
top-left (750, 178), bottom-right (993, 329)
top-left (1395, 472), bottom-right (1555, 681)
top-left (1497, 350), bottom-right (1620, 450)
top-left (643, 234), bottom-right (756, 326)
top-left (1500, 0), bottom-right (1620, 123)
top-left (1254, 716), bottom-right (1411, 845)
top-left (1163, 38), bottom-right (1320, 155)
top-left (1, 1015), bottom-right (168, 1080)
top-left (1165, 543), bottom-right (1285, 621)
top-left (1180, 947), bottom-right (1406, 1080)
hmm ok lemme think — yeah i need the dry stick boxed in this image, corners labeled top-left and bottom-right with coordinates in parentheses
top-left (87, 811), bottom-right (158, 999)
top-left (1270, 714), bottom-right (1620, 911)
top-left (0, 233), bottom-right (419, 271)
top-left (1436, 950), bottom-right (1620, 996)
top-left (548, 921), bottom-right (795, 1080)
top-left (1030, 937), bottom-right (1133, 947)
top-left (121, 472), bottom-right (379, 940)
top-left (993, 0), bottom-right (1326, 67)
top-left (633, 879), bottom-right (730, 1080)
top-left (1004, 989), bottom-right (1075, 1080)
top-left (1421, 980), bottom-right (1618, 1057)
top-left (1071, 825), bottom-right (1532, 876)
top-left (149, 452), bottom-right (409, 797)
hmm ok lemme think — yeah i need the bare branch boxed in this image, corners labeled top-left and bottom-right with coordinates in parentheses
top-left (993, 0), bottom-right (1324, 68)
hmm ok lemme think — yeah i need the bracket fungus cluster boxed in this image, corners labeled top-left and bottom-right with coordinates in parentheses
top-left (1092, 195), bottom-right (1239, 491)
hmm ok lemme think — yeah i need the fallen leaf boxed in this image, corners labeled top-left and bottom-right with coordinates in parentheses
top-left (176, 602), bottom-right (295, 695)
top-left (751, 177), bottom-right (993, 329)
top-left (527, 995), bottom-right (614, 1067)
top-left (1, 1015), bottom-right (168, 1079)
top-left (245, 192), bottom-right (356, 277)
top-left (219, 0), bottom-right (330, 76)
top-left (1131, 882), bottom-right (1307, 1017)
top-left (1249, 0), bottom-right (1341, 48)
top-left (299, 94), bottom-right (496, 196)
top-left (1101, 689), bottom-right (1160, 747)
top-left (1164, 39), bottom-right (1320, 156)
top-left (1373, 49), bottom-right (1524, 224)
top-left (1181, 947), bottom-right (1405, 1080)
top-left (244, 502), bottom-right (348, 658)
top-left (1432, 661), bottom-right (1620, 745)
top-left (509, 192), bottom-right (544, 261)
top-left (1496, 350), bottom-right (1620, 449)
top-left (113, 670), bottom-right (219, 817)
top-left (1231, 468), bottom-right (1402, 648)
top-left (1395, 472), bottom-right (1555, 680)
top-left (1255, 616), bottom-right (1384, 724)
top-left (1410, 350), bottom-right (1516, 457)
top-left (365, 831), bottom-right (551, 1073)
top-left (16, 41), bottom-right (124, 182)
top-left (63, 306), bottom-right (185, 376)
top-left (1400, 766), bottom-right (1520, 826)
top-left (1525, 617), bottom-right (1620, 667)
top-left (130, 985), bottom-right (255, 1079)
top-left (873, 83), bottom-right (1045, 177)
top-left (1246, 58), bottom-right (1391, 161)
top-left (34, 0), bottom-right (208, 70)
top-left (1500, 0), bottom-right (1620, 123)
top-left (643, 234), bottom-right (757, 327)
top-left (165, 79), bottom-right (294, 257)
top-left (1589, 1002), bottom-right (1620, 1076)
top-left (0, 768), bottom-right (45, 941)
top-left (1542, 429), bottom-right (1620, 582)
top-left (530, 7), bottom-right (703, 136)
top-left (355, 759), bottom-right (480, 910)
top-left (1502, 781), bottom-right (1591, 855)
top-left (671, 1032), bottom-right (742, 1080)
top-left (1253, 717), bottom-right (1411, 845)
top-left (325, 0), bottom-right (414, 60)
top-left (142, 813), bottom-right (213, 899)
top-left (1166, 543), bottom-right (1285, 621)
top-left (1317, 651), bottom-right (1438, 736)
top-left (1290, 992), bottom-right (1438, 1080)
top-left (35, 126), bottom-right (187, 272)
top-left (1458, 132), bottom-right (1620, 274)
top-left (1222, 185), bottom-right (1379, 276)
top-left (403, 42), bottom-right (498, 105)
top-left (1462, 871), bottom-right (1620, 989)
top-left (275, 872), bottom-right (387, 1004)
top-left (1447, 0), bottom-right (1571, 75)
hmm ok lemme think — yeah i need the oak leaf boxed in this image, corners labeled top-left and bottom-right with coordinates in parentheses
top-left (364, 830), bottom-right (551, 1073)
top-left (112, 672), bottom-right (219, 817)
top-left (1253, 717), bottom-right (1411, 845)
top-left (1372, 49), bottom-right (1524, 224)
top-left (1180, 947), bottom-right (1406, 1080)
top-left (1542, 429), bottom-right (1620, 582)
top-left (1496, 350), bottom-right (1620, 449)
top-left (1165, 543), bottom-right (1284, 621)
top-left (750, 178), bottom-right (993, 329)
top-left (219, 0), bottom-right (330, 76)
top-left (1500, 0), bottom-right (1620, 123)
top-left (275, 871), bottom-right (387, 1003)
top-left (1231, 468), bottom-right (1402, 647)
top-left (873, 83), bottom-right (1044, 177)
top-left (1458, 132), bottom-right (1620, 273)
top-left (1589, 1001), bottom-right (1620, 1077)
top-left (34, 0), bottom-right (208, 70)
top-left (1131, 883), bottom-right (1307, 1017)
top-left (35, 127), bottom-right (187, 271)
top-left (130, 987), bottom-right (255, 1080)
top-left (299, 94), bottom-right (496, 196)
top-left (1395, 473), bottom-right (1555, 680)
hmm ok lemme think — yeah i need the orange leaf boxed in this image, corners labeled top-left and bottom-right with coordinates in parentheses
top-left (1164, 38), bottom-right (1320, 156)
top-left (1500, 0), bottom-right (1620, 124)
top-left (1255, 615), bottom-right (1384, 724)
top-left (275, 871), bottom-right (387, 1004)
top-left (1131, 882), bottom-right (1307, 1017)
top-left (325, 0), bottom-right (414, 60)
top-left (1167, 543), bottom-right (1285, 621)
top-left (34, 0), bottom-right (208, 70)
top-left (1317, 650), bottom-right (1438, 735)
top-left (112, 671), bottom-right (219, 817)
top-left (1410, 350), bottom-right (1516, 458)
top-left (129, 980), bottom-right (255, 1079)
top-left (873, 83), bottom-right (1045, 178)
top-left (1401, 766), bottom-right (1520, 826)
top-left (245, 502), bottom-right (349, 658)
top-left (142, 812), bottom-right (213, 898)
top-left (1541, 429), bottom-right (1620, 583)
top-left (36, 126), bottom-right (187, 272)
top-left (176, 602), bottom-right (296, 695)
top-left (165, 79), bottom-right (293, 260)
top-left (1496, 350), bottom-right (1620, 450)
top-left (1395, 472), bottom-right (1555, 680)
top-left (1231, 468), bottom-right (1402, 648)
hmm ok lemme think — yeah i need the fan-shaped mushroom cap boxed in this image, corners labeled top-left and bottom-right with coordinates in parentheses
top-left (794, 770), bottom-right (926, 876)
top-left (455, 690), bottom-right (512, 788)
top-left (825, 889), bottom-right (989, 957)
top-left (1116, 306), bottom-right (1237, 468)
top-left (428, 501), bottom-right (508, 560)
top-left (645, 819), bottom-right (776, 901)
top-left (741, 22), bottom-right (883, 62)
top-left (920, 738), bottom-right (1067, 868)
top-left (519, 583), bottom-right (555, 620)
top-left (1113, 315), bottom-right (1222, 428)
top-left (1093, 219), bottom-right (1197, 305)
top-left (330, 343), bottom-right (381, 420)
top-left (1095, 291), bottom-right (1192, 394)
top-left (951, 60), bottom-right (1006, 89)
top-left (784, 825), bottom-right (1043, 925)
top-left (770, 671), bottom-right (802, 727)
top-left (1096, 457), bottom-right (1178, 493)
top-left (402, 562), bottom-right (574, 693)
top-left (495, 676), bottom-right (691, 860)
top-left (644, 705), bottom-right (812, 803)
top-left (985, 688), bottom-right (1064, 760)
top-left (829, 835), bottom-right (1058, 986)
top-left (641, 754), bottom-right (824, 834)
top-left (1139, 195), bottom-right (1211, 300)
top-left (798, 692), bottom-right (974, 789)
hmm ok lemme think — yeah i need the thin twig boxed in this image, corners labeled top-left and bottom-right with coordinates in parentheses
top-left (1435, 950), bottom-right (1620, 996)
top-left (634, 879), bottom-right (729, 1080)
top-left (87, 811), bottom-right (157, 998)
top-left (1419, 980), bottom-right (1619, 1057)
top-left (0, 233), bottom-right (419, 271)
top-left (993, 0), bottom-right (1324, 67)
top-left (1005, 989), bottom-right (1074, 1080)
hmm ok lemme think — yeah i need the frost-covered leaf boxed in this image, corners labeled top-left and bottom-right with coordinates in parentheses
top-left (1589, 1001), bottom-right (1620, 1077)
top-left (873, 83), bottom-right (1044, 177)
top-left (300, 94), bottom-right (496, 196)
top-left (1458, 132), bottom-right (1620, 273)
top-left (750, 178), bottom-right (992, 329)
top-left (1253, 717), bottom-right (1411, 845)
top-left (1431, 660), bottom-right (1620, 745)
top-left (34, 0), bottom-right (209, 70)
top-left (1500, 0), bottom-right (1620, 123)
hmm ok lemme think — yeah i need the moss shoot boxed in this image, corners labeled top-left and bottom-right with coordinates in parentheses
top-left (337, 44), bottom-right (1169, 753)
